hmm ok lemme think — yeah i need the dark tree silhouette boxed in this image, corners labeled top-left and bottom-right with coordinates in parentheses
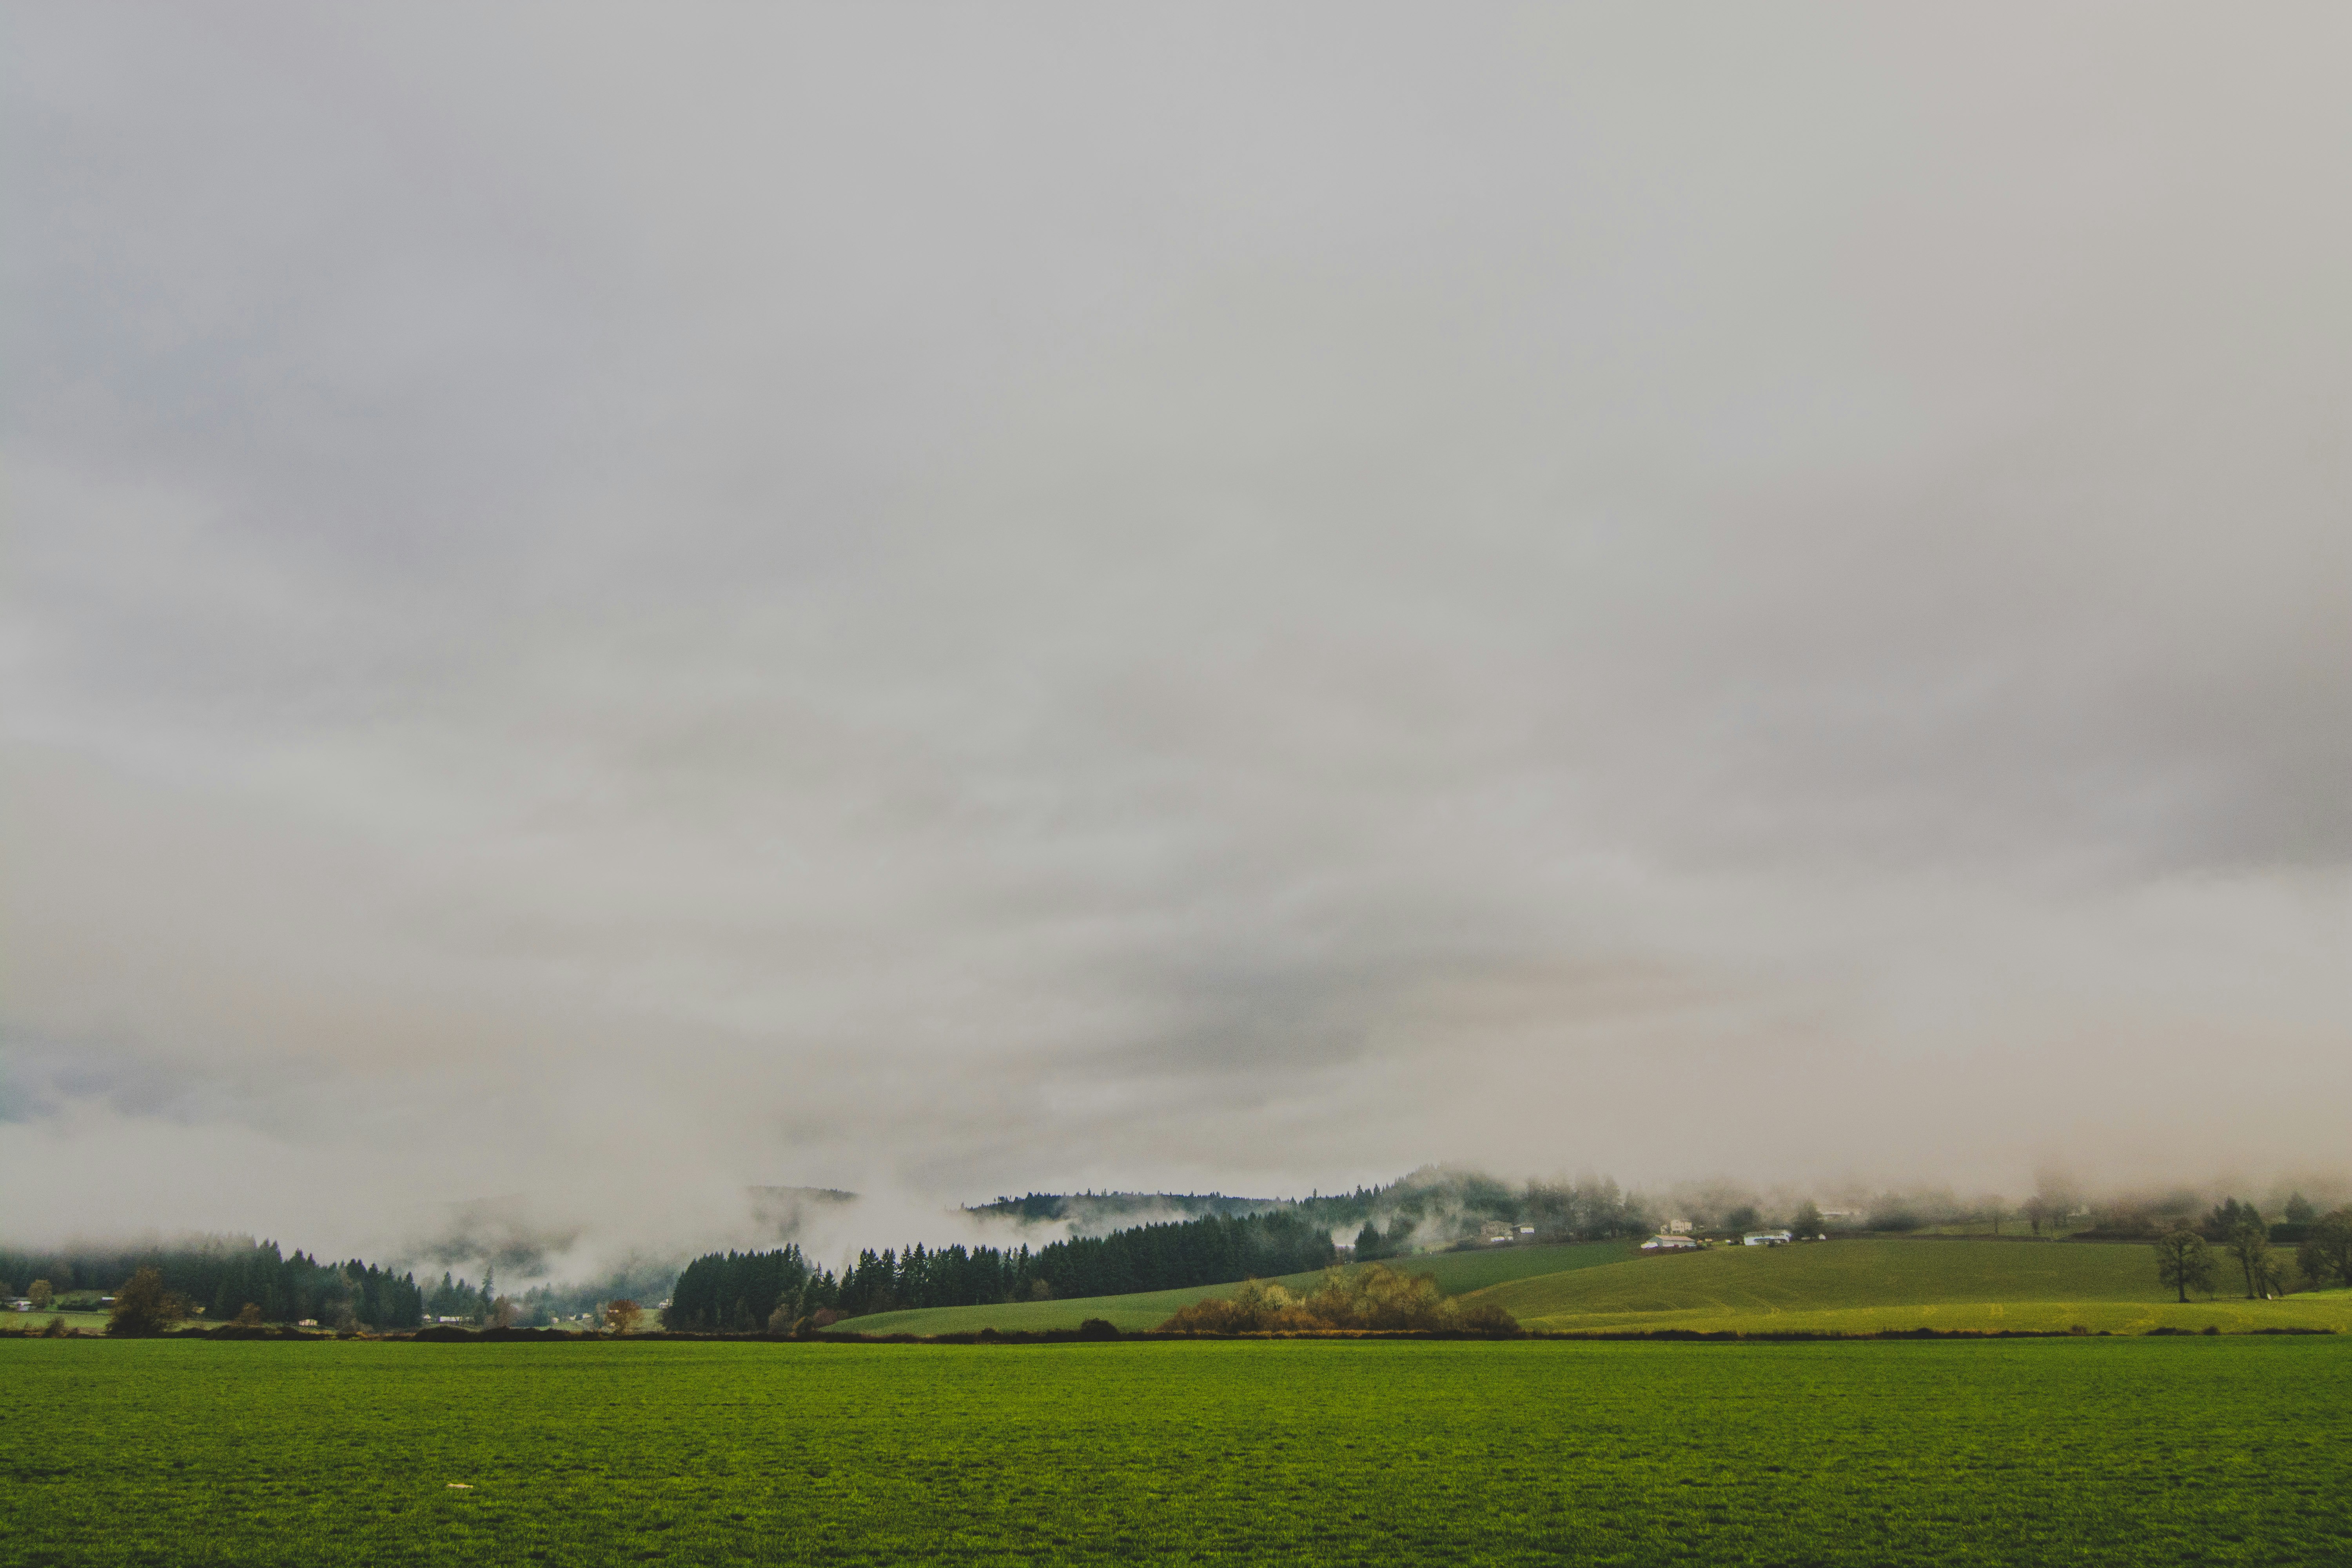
top-left (106, 1267), bottom-right (188, 1336)
top-left (2152, 1227), bottom-right (2214, 1304)
top-left (2297, 1209), bottom-right (2352, 1290)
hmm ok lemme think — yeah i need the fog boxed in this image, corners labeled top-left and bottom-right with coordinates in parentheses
top-left (4, 5), bottom-right (2347, 1266)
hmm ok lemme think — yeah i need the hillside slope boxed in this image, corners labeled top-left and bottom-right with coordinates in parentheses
top-left (1468, 1240), bottom-right (2352, 1335)
top-left (840, 1240), bottom-right (1636, 1335)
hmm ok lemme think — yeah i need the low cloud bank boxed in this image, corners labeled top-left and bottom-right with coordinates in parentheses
top-left (11, 1162), bottom-right (2344, 1314)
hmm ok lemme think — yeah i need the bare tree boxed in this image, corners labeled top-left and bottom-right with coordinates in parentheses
top-left (2224, 1215), bottom-right (2272, 1299)
top-left (2152, 1227), bottom-right (2215, 1303)
top-left (602, 1299), bottom-right (644, 1335)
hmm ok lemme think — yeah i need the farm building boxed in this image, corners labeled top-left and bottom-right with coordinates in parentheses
top-left (1640, 1235), bottom-right (1700, 1252)
top-left (1742, 1230), bottom-right (1794, 1247)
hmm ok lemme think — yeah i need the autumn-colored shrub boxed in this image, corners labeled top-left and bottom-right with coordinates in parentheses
top-left (1158, 1265), bottom-right (1518, 1336)
top-left (106, 1267), bottom-right (189, 1337)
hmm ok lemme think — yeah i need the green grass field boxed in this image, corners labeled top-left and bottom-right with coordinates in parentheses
top-left (4, 1336), bottom-right (2346, 1565)
top-left (1465, 1239), bottom-right (2352, 1335)
top-left (840, 1239), bottom-right (1634, 1334)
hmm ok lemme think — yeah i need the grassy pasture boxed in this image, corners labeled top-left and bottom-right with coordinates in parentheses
top-left (841, 1238), bottom-right (1633, 1334)
top-left (1521, 1295), bottom-right (2352, 1336)
top-left (1469, 1239), bottom-right (2352, 1334)
top-left (1478, 1236), bottom-right (2122, 1317)
top-left (4, 1336), bottom-right (2347, 1565)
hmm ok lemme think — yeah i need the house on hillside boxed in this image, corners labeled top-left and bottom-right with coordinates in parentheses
top-left (1742, 1230), bottom-right (1794, 1247)
top-left (1641, 1235), bottom-right (1700, 1252)
top-left (1664, 1218), bottom-right (1693, 1234)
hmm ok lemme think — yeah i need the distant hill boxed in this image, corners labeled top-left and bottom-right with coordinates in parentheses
top-left (967, 1192), bottom-right (1279, 1232)
top-left (964, 1165), bottom-right (1624, 1250)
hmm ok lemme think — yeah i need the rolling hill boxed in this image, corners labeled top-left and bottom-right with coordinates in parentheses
top-left (1463, 1238), bottom-right (2352, 1335)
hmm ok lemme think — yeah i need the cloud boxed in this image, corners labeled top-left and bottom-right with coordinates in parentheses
top-left (4, 4), bottom-right (2347, 1260)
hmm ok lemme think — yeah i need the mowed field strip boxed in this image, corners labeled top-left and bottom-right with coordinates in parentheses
top-left (840, 1238), bottom-right (1635, 1334)
top-left (5, 1337), bottom-right (2346, 1566)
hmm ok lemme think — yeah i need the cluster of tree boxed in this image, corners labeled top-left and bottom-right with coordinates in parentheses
top-left (2, 1240), bottom-right (426, 1329)
top-left (2152, 1204), bottom-right (2352, 1302)
top-left (2303, 1211), bottom-right (2352, 1290)
top-left (1158, 1264), bottom-right (1519, 1335)
top-left (2203, 1194), bottom-right (2323, 1243)
top-left (425, 1271), bottom-right (499, 1323)
top-left (664, 1209), bottom-right (1340, 1330)
top-left (1339, 1172), bottom-right (1649, 1254)
top-left (1517, 1177), bottom-right (1651, 1241)
top-left (2067, 1189), bottom-right (2328, 1242)
top-left (665, 1244), bottom-right (833, 1332)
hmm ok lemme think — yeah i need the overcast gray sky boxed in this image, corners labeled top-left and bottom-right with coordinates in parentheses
top-left (4, 4), bottom-right (2347, 1263)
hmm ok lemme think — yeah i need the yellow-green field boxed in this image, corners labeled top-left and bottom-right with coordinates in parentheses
top-left (840, 1240), bottom-right (1634, 1334)
top-left (1463, 1239), bottom-right (2352, 1335)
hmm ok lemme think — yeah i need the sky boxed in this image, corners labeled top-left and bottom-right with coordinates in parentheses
top-left (4, 5), bottom-right (2347, 1270)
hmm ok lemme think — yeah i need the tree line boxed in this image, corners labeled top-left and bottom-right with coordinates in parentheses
top-left (2, 1240), bottom-right (428, 1330)
top-left (2153, 1200), bottom-right (2352, 1303)
top-left (665, 1208), bottom-right (1339, 1331)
